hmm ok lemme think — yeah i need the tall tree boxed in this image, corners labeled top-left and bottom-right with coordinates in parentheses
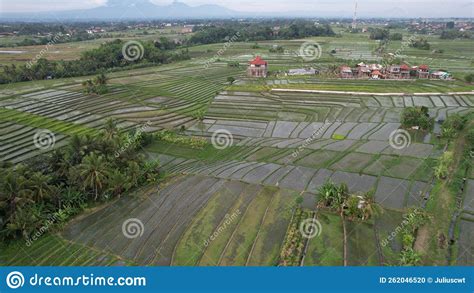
top-left (77, 153), bottom-right (109, 200)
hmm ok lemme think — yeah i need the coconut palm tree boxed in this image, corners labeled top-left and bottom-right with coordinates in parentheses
top-left (77, 153), bottom-right (109, 200)
top-left (27, 172), bottom-right (53, 202)
top-left (0, 170), bottom-right (33, 232)
top-left (68, 134), bottom-right (86, 165)
top-left (107, 170), bottom-right (130, 197)
top-left (102, 118), bottom-right (119, 140)
top-left (126, 161), bottom-right (142, 187)
top-left (359, 190), bottom-right (380, 221)
top-left (335, 185), bottom-right (349, 267)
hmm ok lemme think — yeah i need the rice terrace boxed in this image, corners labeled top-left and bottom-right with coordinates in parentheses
top-left (1, 1), bottom-right (474, 271)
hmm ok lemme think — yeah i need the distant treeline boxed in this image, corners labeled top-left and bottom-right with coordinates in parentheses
top-left (0, 39), bottom-right (190, 84)
top-left (188, 21), bottom-right (335, 44)
top-left (1, 32), bottom-right (112, 48)
top-left (440, 30), bottom-right (472, 39)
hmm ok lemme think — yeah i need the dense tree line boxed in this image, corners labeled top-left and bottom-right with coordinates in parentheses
top-left (0, 21), bottom-right (335, 84)
top-left (440, 30), bottom-right (471, 39)
top-left (0, 119), bottom-right (159, 241)
top-left (369, 28), bottom-right (390, 40)
top-left (3, 32), bottom-right (112, 48)
top-left (389, 33), bottom-right (403, 40)
top-left (409, 38), bottom-right (431, 50)
top-left (0, 39), bottom-right (190, 84)
top-left (188, 21), bottom-right (335, 44)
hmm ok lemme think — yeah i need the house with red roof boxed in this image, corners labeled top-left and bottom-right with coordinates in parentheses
top-left (371, 70), bottom-right (383, 79)
top-left (340, 66), bottom-right (353, 78)
top-left (400, 64), bottom-right (411, 79)
top-left (247, 56), bottom-right (268, 78)
top-left (417, 64), bottom-right (430, 79)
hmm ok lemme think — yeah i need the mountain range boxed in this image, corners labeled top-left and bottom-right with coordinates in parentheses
top-left (1, 0), bottom-right (471, 21)
top-left (0, 0), bottom-right (242, 21)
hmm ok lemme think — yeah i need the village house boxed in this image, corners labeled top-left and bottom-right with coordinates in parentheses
top-left (430, 70), bottom-right (451, 80)
top-left (247, 56), bottom-right (268, 78)
top-left (339, 62), bottom-right (449, 81)
top-left (417, 64), bottom-right (430, 79)
top-left (368, 63), bottom-right (383, 71)
top-left (387, 65), bottom-right (401, 79)
top-left (340, 66), bottom-right (353, 78)
top-left (356, 63), bottom-right (371, 78)
top-left (400, 64), bottom-right (411, 79)
top-left (370, 70), bottom-right (383, 79)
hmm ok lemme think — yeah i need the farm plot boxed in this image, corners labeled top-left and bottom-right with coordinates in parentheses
top-left (456, 220), bottom-right (474, 265)
top-left (63, 175), bottom-right (222, 265)
top-left (0, 62), bottom-right (246, 163)
top-left (63, 174), bottom-right (300, 266)
top-left (363, 155), bottom-right (433, 181)
top-left (0, 121), bottom-right (68, 163)
top-left (156, 150), bottom-right (432, 210)
top-left (304, 209), bottom-right (405, 266)
top-left (304, 212), bottom-right (344, 266)
top-left (0, 235), bottom-right (124, 266)
top-left (346, 221), bottom-right (379, 265)
top-left (189, 119), bottom-right (439, 151)
top-left (219, 88), bottom-right (473, 118)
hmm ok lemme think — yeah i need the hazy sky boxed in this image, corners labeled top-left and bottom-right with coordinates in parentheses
top-left (1, 0), bottom-right (473, 17)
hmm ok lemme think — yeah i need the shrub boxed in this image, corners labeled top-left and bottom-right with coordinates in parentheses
top-left (402, 234), bottom-right (415, 248)
top-left (434, 151), bottom-right (454, 179)
top-left (399, 248), bottom-right (422, 266)
top-left (442, 114), bottom-right (466, 131)
top-left (465, 74), bottom-right (474, 83)
top-left (409, 38), bottom-right (430, 50)
top-left (227, 61), bottom-right (239, 67)
top-left (192, 109), bottom-right (205, 121)
top-left (155, 130), bottom-right (206, 149)
top-left (269, 45), bottom-right (285, 53)
top-left (401, 107), bottom-right (434, 130)
top-left (390, 33), bottom-right (403, 40)
top-left (227, 76), bottom-right (236, 84)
